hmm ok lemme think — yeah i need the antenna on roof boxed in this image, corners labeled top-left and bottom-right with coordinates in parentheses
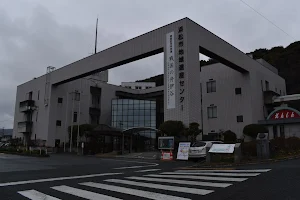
top-left (94, 17), bottom-right (98, 54)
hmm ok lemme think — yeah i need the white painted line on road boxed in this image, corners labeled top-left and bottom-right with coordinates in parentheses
top-left (146, 174), bottom-right (247, 182)
top-left (81, 182), bottom-right (191, 200)
top-left (18, 189), bottom-right (61, 200)
top-left (52, 185), bottom-right (121, 200)
top-left (135, 169), bottom-right (161, 173)
top-left (104, 179), bottom-right (213, 195)
top-left (162, 172), bottom-right (260, 177)
top-left (114, 164), bottom-right (158, 170)
top-left (0, 173), bottom-right (122, 187)
top-left (126, 176), bottom-right (232, 188)
top-left (175, 169), bottom-right (272, 173)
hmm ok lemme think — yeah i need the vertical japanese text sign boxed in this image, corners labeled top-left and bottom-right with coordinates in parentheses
top-left (166, 32), bottom-right (176, 109)
top-left (177, 26), bottom-right (185, 111)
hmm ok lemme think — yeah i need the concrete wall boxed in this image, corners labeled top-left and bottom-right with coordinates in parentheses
top-left (200, 63), bottom-right (252, 138)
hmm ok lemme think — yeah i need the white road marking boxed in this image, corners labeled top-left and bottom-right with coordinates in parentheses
top-left (126, 176), bottom-right (231, 188)
top-left (135, 169), bottom-right (161, 173)
top-left (175, 169), bottom-right (272, 173)
top-left (162, 172), bottom-right (260, 177)
top-left (114, 164), bottom-right (158, 170)
top-left (52, 185), bottom-right (121, 200)
top-left (104, 179), bottom-right (213, 195)
top-left (0, 173), bottom-right (122, 187)
top-left (146, 174), bottom-right (247, 182)
top-left (81, 182), bottom-right (191, 200)
top-left (18, 189), bottom-right (61, 200)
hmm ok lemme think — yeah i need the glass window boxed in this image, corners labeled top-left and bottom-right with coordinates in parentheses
top-left (145, 115), bottom-right (151, 121)
top-left (139, 110), bottom-right (144, 116)
top-left (128, 109), bottom-right (133, 115)
top-left (144, 109), bottom-right (151, 116)
top-left (122, 99), bottom-right (129, 104)
top-left (134, 116), bottom-right (139, 122)
top-left (112, 105), bottom-right (117, 110)
top-left (116, 115), bottom-right (123, 122)
top-left (151, 110), bottom-right (156, 116)
top-left (151, 122), bottom-right (156, 127)
top-left (139, 116), bottom-right (145, 121)
top-left (145, 121), bottom-right (151, 127)
top-left (134, 103), bottom-right (139, 109)
top-left (117, 104), bottom-right (123, 111)
top-left (128, 115), bottom-right (133, 121)
top-left (134, 100), bottom-right (140, 104)
top-left (191, 141), bottom-right (206, 147)
top-left (265, 80), bottom-right (269, 91)
top-left (235, 88), bottom-right (242, 95)
top-left (121, 115), bottom-right (127, 122)
top-left (133, 109), bottom-right (139, 116)
top-left (151, 115), bottom-right (156, 121)
top-left (112, 121), bottom-right (117, 127)
top-left (237, 115), bottom-right (243, 122)
top-left (112, 100), bottom-right (118, 105)
top-left (123, 104), bottom-right (128, 110)
top-left (208, 106), bottom-right (217, 118)
top-left (207, 80), bottom-right (216, 93)
top-left (128, 99), bottom-right (134, 104)
top-left (128, 104), bottom-right (133, 109)
top-left (128, 121), bottom-right (133, 127)
top-left (139, 103), bottom-right (145, 109)
top-left (145, 103), bottom-right (151, 109)
top-left (134, 122), bottom-right (139, 127)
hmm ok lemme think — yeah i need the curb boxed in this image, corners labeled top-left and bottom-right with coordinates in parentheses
top-left (185, 155), bottom-right (300, 168)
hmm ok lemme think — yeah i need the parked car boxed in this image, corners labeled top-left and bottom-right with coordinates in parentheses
top-left (189, 141), bottom-right (223, 159)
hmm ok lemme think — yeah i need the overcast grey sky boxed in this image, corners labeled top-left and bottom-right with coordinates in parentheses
top-left (0, 0), bottom-right (298, 128)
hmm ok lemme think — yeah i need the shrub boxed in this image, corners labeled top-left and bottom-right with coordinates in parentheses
top-left (159, 120), bottom-right (185, 137)
top-left (243, 124), bottom-right (268, 138)
top-left (223, 130), bottom-right (237, 143)
top-left (241, 141), bottom-right (257, 157)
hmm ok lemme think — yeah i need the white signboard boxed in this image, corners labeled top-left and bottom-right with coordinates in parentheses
top-left (166, 32), bottom-right (176, 109)
top-left (177, 142), bottom-right (191, 160)
top-left (162, 152), bottom-right (171, 160)
top-left (209, 144), bottom-right (235, 154)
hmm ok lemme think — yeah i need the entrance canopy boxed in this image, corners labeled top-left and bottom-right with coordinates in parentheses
top-left (122, 127), bottom-right (163, 136)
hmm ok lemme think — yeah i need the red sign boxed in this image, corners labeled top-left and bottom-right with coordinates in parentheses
top-left (270, 109), bottom-right (300, 120)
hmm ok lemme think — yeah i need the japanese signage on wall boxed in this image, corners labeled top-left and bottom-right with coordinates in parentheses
top-left (268, 109), bottom-right (300, 120)
top-left (177, 26), bottom-right (185, 111)
top-left (177, 142), bottom-right (191, 160)
top-left (166, 32), bottom-right (176, 109)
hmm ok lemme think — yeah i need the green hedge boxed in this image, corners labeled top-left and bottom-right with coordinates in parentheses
top-left (0, 148), bottom-right (49, 157)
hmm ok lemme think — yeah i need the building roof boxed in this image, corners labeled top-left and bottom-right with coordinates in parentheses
top-left (273, 94), bottom-right (300, 103)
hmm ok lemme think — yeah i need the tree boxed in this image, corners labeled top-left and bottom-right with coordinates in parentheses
top-left (184, 122), bottom-right (202, 142)
top-left (243, 124), bottom-right (268, 139)
top-left (223, 130), bottom-right (237, 143)
top-left (159, 120), bottom-right (185, 137)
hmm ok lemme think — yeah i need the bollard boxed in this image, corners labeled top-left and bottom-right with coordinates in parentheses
top-left (206, 143), bottom-right (213, 163)
top-left (234, 143), bottom-right (242, 163)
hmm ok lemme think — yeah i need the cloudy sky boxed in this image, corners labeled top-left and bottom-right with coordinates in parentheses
top-left (0, 0), bottom-right (298, 128)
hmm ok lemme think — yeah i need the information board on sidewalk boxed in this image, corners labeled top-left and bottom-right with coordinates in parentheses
top-left (209, 144), bottom-right (235, 154)
top-left (177, 142), bottom-right (191, 160)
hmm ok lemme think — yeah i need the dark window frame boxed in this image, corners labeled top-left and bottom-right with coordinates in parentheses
top-left (73, 112), bottom-right (78, 123)
top-left (235, 87), bottom-right (242, 95)
top-left (207, 106), bottom-right (217, 119)
top-left (56, 120), bottom-right (62, 126)
top-left (206, 80), bottom-right (216, 93)
top-left (58, 97), bottom-right (63, 103)
top-left (237, 115), bottom-right (243, 122)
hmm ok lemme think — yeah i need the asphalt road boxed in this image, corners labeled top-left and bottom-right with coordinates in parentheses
top-left (1, 153), bottom-right (300, 200)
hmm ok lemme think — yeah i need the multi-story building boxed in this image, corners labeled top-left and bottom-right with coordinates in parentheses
top-left (12, 17), bottom-right (287, 149)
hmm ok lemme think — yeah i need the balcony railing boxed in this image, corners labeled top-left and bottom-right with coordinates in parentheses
top-left (17, 121), bottom-right (33, 133)
top-left (19, 100), bottom-right (35, 112)
top-left (89, 107), bottom-right (101, 116)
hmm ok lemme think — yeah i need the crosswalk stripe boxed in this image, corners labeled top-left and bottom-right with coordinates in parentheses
top-left (80, 182), bottom-right (191, 200)
top-left (18, 189), bottom-right (61, 200)
top-left (104, 179), bottom-right (213, 195)
top-left (51, 185), bottom-right (121, 200)
top-left (135, 169), bottom-right (161, 173)
top-left (126, 176), bottom-right (232, 188)
top-left (0, 173), bottom-right (122, 187)
top-left (145, 174), bottom-right (247, 182)
top-left (175, 169), bottom-right (271, 173)
top-left (162, 172), bottom-right (260, 177)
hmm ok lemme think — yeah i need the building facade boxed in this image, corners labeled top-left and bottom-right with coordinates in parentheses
top-left (13, 18), bottom-right (287, 148)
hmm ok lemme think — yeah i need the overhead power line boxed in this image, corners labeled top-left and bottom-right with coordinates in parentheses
top-left (239, 0), bottom-right (296, 41)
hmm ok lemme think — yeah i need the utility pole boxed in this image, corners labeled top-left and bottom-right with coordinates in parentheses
top-left (94, 17), bottom-right (98, 54)
top-left (77, 79), bottom-right (82, 153)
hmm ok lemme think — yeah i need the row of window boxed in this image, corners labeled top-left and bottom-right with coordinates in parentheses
top-left (207, 106), bottom-right (244, 122)
top-left (206, 80), bottom-right (242, 95)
